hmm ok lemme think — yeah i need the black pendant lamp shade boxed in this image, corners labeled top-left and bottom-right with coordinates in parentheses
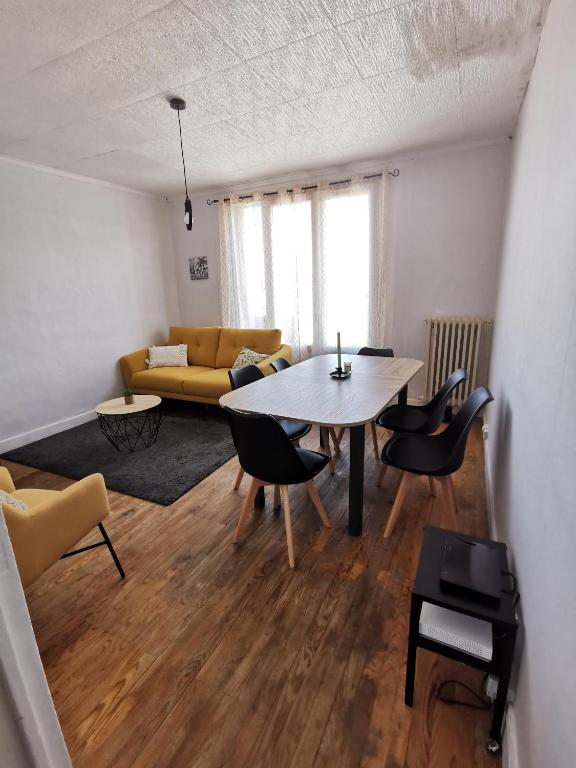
top-left (169, 97), bottom-right (193, 231)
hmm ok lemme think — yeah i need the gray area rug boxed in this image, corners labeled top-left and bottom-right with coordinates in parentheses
top-left (2, 402), bottom-right (236, 505)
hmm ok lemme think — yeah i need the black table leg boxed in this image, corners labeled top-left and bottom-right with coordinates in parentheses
top-left (348, 424), bottom-right (365, 536)
top-left (405, 595), bottom-right (422, 706)
top-left (254, 486), bottom-right (265, 509)
top-left (488, 628), bottom-right (517, 751)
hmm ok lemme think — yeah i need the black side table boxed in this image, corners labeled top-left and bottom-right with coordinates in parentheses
top-left (406, 526), bottom-right (518, 754)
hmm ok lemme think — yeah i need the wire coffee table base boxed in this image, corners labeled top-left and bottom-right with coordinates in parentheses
top-left (97, 410), bottom-right (162, 453)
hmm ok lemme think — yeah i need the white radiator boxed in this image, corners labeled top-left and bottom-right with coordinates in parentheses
top-left (425, 316), bottom-right (487, 406)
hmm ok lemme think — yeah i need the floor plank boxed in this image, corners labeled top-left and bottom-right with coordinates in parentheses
top-left (2, 422), bottom-right (499, 768)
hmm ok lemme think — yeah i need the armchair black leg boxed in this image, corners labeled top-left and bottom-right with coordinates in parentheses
top-left (98, 523), bottom-right (125, 579)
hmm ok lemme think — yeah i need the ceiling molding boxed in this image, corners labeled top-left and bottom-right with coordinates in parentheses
top-left (166, 137), bottom-right (511, 202)
top-left (0, 154), bottom-right (164, 201)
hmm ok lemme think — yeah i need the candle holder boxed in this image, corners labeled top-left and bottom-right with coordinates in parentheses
top-left (329, 367), bottom-right (351, 380)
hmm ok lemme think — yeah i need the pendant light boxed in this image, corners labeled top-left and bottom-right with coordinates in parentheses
top-left (169, 97), bottom-right (193, 231)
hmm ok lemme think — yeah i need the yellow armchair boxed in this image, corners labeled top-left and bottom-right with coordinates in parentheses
top-left (0, 467), bottom-right (124, 588)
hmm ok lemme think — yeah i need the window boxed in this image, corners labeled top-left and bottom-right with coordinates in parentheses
top-left (220, 178), bottom-right (389, 359)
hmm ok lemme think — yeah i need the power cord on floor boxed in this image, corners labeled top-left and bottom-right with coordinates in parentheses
top-left (436, 673), bottom-right (492, 710)
top-left (501, 570), bottom-right (521, 608)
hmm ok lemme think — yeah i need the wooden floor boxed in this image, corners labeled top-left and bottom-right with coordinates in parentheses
top-left (4, 423), bottom-right (500, 768)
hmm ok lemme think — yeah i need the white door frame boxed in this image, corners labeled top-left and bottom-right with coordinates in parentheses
top-left (0, 509), bottom-right (71, 767)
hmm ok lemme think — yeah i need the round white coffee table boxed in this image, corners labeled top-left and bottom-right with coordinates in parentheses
top-left (95, 395), bottom-right (162, 453)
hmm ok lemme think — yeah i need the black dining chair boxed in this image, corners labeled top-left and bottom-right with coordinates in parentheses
top-left (374, 368), bottom-right (467, 485)
top-left (335, 346), bottom-right (395, 460)
top-left (377, 367), bottom-right (467, 434)
top-left (378, 387), bottom-right (493, 538)
top-left (270, 357), bottom-right (291, 373)
top-left (270, 357), bottom-right (340, 463)
top-left (224, 407), bottom-right (331, 568)
top-left (228, 365), bottom-right (313, 491)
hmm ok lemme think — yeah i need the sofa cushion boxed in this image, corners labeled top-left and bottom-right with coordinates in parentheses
top-left (232, 346), bottom-right (270, 369)
top-left (180, 369), bottom-right (233, 398)
top-left (168, 326), bottom-right (221, 367)
top-left (0, 489), bottom-right (28, 510)
top-left (147, 344), bottom-right (188, 368)
top-left (215, 328), bottom-right (281, 369)
top-left (132, 366), bottom-right (213, 393)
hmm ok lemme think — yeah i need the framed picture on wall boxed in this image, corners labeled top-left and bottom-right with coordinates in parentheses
top-left (189, 256), bottom-right (209, 280)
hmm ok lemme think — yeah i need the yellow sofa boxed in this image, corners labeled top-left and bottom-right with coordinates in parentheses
top-left (0, 467), bottom-right (124, 588)
top-left (120, 326), bottom-right (292, 405)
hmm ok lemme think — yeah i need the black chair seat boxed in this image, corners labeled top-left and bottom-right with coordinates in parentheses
top-left (295, 448), bottom-right (331, 479)
top-left (383, 386), bottom-right (494, 477)
top-left (377, 404), bottom-right (431, 434)
top-left (224, 407), bottom-right (330, 486)
top-left (383, 433), bottom-right (453, 476)
top-left (277, 418), bottom-right (311, 441)
top-left (377, 368), bottom-right (468, 437)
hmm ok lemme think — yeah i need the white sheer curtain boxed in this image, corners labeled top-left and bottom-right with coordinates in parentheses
top-left (219, 176), bottom-right (391, 360)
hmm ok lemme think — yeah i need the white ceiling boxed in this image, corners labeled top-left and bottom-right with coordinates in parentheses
top-left (0, 0), bottom-right (549, 195)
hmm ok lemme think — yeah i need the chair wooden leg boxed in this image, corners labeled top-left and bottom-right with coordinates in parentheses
top-left (376, 464), bottom-right (388, 487)
top-left (429, 476), bottom-right (437, 497)
top-left (370, 421), bottom-right (379, 461)
top-left (281, 485), bottom-right (295, 568)
top-left (305, 481), bottom-right (331, 528)
top-left (273, 484), bottom-right (281, 510)
top-left (384, 471), bottom-right (412, 539)
top-left (234, 477), bottom-right (260, 543)
top-left (439, 475), bottom-right (459, 524)
top-left (329, 427), bottom-right (341, 454)
top-left (233, 466), bottom-right (244, 490)
top-left (293, 439), bottom-right (300, 448)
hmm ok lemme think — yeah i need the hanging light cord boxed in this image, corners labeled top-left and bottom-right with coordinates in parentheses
top-left (176, 109), bottom-right (189, 198)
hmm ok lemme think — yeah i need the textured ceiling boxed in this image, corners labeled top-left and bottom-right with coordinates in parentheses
top-left (0, 0), bottom-right (549, 195)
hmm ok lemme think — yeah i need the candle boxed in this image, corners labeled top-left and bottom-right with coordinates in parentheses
top-left (337, 331), bottom-right (341, 370)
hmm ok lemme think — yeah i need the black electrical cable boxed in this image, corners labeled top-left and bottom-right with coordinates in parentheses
top-left (501, 570), bottom-right (517, 594)
top-left (176, 108), bottom-right (188, 198)
top-left (436, 674), bottom-right (492, 710)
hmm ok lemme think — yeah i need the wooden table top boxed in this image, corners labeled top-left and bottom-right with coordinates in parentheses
top-left (95, 395), bottom-right (162, 416)
top-left (219, 354), bottom-right (423, 427)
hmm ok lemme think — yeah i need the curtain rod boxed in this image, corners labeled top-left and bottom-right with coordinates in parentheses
top-left (206, 169), bottom-right (399, 205)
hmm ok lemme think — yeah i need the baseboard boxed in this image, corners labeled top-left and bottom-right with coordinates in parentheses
top-left (482, 415), bottom-right (498, 539)
top-left (482, 417), bottom-right (519, 768)
top-left (0, 411), bottom-right (96, 453)
top-left (502, 707), bottom-right (520, 768)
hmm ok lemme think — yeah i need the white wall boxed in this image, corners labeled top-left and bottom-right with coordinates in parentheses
top-left (0, 159), bottom-right (180, 450)
top-left (388, 142), bottom-right (510, 394)
top-left (485, 0), bottom-right (576, 766)
top-left (0, 681), bottom-right (32, 768)
top-left (168, 195), bottom-right (221, 326)
top-left (169, 143), bottom-right (511, 398)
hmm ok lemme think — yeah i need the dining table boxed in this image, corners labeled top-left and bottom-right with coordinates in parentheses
top-left (219, 353), bottom-right (423, 536)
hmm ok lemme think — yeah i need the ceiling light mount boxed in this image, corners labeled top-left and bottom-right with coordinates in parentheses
top-left (169, 97), bottom-right (186, 112)
top-left (168, 96), bottom-right (193, 231)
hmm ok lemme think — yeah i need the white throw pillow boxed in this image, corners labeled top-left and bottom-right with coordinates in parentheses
top-left (147, 344), bottom-right (188, 369)
top-left (0, 489), bottom-right (27, 510)
top-left (232, 347), bottom-right (269, 369)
